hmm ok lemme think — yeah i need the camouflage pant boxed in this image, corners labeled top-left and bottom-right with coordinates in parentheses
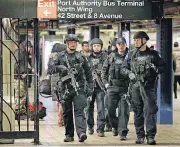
top-left (14, 79), bottom-right (27, 114)
top-left (57, 101), bottom-right (64, 127)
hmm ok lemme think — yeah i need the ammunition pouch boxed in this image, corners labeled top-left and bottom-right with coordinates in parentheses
top-left (109, 65), bottom-right (115, 79)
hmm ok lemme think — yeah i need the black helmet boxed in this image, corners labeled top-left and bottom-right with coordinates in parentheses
top-left (133, 31), bottom-right (149, 40)
top-left (64, 34), bottom-right (79, 43)
top-left (111, 38), bottom-right (117, 47)
top-left (25, 41), bottom-right (33, 48)
top-left (116, 37), bottom-right (126, 44)
top-left (90, 38), bottom-right (103, 47)
top-left (51, 43), bottom-right (67, 53)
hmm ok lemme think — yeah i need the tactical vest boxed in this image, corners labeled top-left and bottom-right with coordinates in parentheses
top-left (90, 52), bottom-right (107, 71)
top-left (130, 48), bottom-right (154, 79)
top-left (61, 51), bottom-right (83, 74)
top-left (109, 52), bottom-right (129, 87)
top-left (59, 51), bottom-right (85, 86)
top-left (89, 52), bottom-right (107, 88)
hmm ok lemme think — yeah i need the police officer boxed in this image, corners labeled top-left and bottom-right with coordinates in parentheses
top-left (121, 31), bottom-right (165, 145)
top-left (47, 43), bottom-right (67, 100)
top-left (49, 34), bottom-right (93, 142)
top-left (47, 43), bottom-right (67, 126)
top-left (101, 37), bottom-right (130, 140)
top-left (86, 38), bottom-right (107, 137)
top-left (107, 38), bottom-right (117, 55)
top-left (110, 38), bottom-right (118, 53)
top-left (81, 41), bottom-right (90, 57)
top-left (104, 38), bottom-right (118, 132)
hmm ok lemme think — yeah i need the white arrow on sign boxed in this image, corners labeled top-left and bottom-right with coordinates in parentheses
top-left (43, 10), bottom-right (52, 16)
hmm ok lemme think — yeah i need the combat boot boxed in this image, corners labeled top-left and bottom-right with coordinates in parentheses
top-left (88, 128), bottom-right (94, 135)
top-left (97, 131), bottom-right (105, 137)
top-left (64, 136), bottom-right (74, 142)
top-left (120, 136), bottom-right (127, 140)
top-left (79, 133), bottom-right (87, 142)
top-left (175, 94), bottom-right (177, 99)
top-left (147, 137), bottom-right (156, 145)
top-left (112, 128), bottom-right (118, 136)
top-left (105, 126), bottom-right (112, 132)
top-left (135, 137), bottom-right (145, 144)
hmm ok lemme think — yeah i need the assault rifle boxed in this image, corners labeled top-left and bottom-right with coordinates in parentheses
top-left (63, 55), bottom-right (80, 95)
top-left (131, 61), bottom-right (148, 102)
top-left (92, 69), bottom-right (106, 94)
top-left (130, 57), bottom-right (159, 114)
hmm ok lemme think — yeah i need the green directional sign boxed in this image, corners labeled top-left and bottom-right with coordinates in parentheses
top-left (57, 0), bottom-right (152, 20)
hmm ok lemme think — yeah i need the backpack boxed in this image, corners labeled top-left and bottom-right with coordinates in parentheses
top-left (29, 102), bottom-right (46, 121)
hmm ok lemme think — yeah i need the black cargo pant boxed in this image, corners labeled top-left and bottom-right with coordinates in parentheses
top-left (86, 88), bottom-right (106, 132)
top-left (131, 82), bottom-right (158, 139)
top-left (62, 89), bottom-right (87, 138)
top-left (104, 94), bottom-right (111, 129)
top-left (107, 86), bottom-right (129, 136)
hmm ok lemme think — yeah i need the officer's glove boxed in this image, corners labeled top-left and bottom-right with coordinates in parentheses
top-left (128, 72), bottom-right (136, 81)
top-left (105, 83), bottom-right (109, 89)
top-left (150, 63), bottom-right (157, 72)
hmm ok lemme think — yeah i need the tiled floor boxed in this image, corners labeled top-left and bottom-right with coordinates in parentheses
top-left (1, 89), bottom-right (180, 147)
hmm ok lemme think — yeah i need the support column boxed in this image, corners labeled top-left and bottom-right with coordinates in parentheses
top-left (33, 18), bottom-right (40, 144)
top-left (0, 18), bottom-right (3, 131)
top-left (89, 26), bottom-right (99, 40)
top-left (156, 18), bottom-right (173, 124)
top-left (67, 28), bottom-right (75, 34)
top-left (118, 22), bottom-right (130, 48)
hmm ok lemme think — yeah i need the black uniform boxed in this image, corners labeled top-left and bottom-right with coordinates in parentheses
top-left (47, 43), bottom-right (67, 101)
top-left (104, 38), bottom-right (117, 131)
top-left (86, 51), bottom-right (107, 135)
top-left (50, 50), bottom-right (93, 141)
top-left (101, 48), bottom-right (130, 138)
top-left (121, 47), bottom-right (165, 142)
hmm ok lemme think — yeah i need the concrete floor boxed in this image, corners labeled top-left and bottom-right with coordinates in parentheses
top-left (1, 88), bottom-right (180, 147)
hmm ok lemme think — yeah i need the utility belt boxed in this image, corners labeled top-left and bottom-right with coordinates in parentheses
top-left (130, 77), bottom-right (158, 89)
top-left (110, 79), bottom-right (129, 87)
top-left (93, 81), bottom-right (101, 89)
top-left (58, 83), bottom-right (85, 102)
top-left (58, 80), bottom-right (84, 90)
